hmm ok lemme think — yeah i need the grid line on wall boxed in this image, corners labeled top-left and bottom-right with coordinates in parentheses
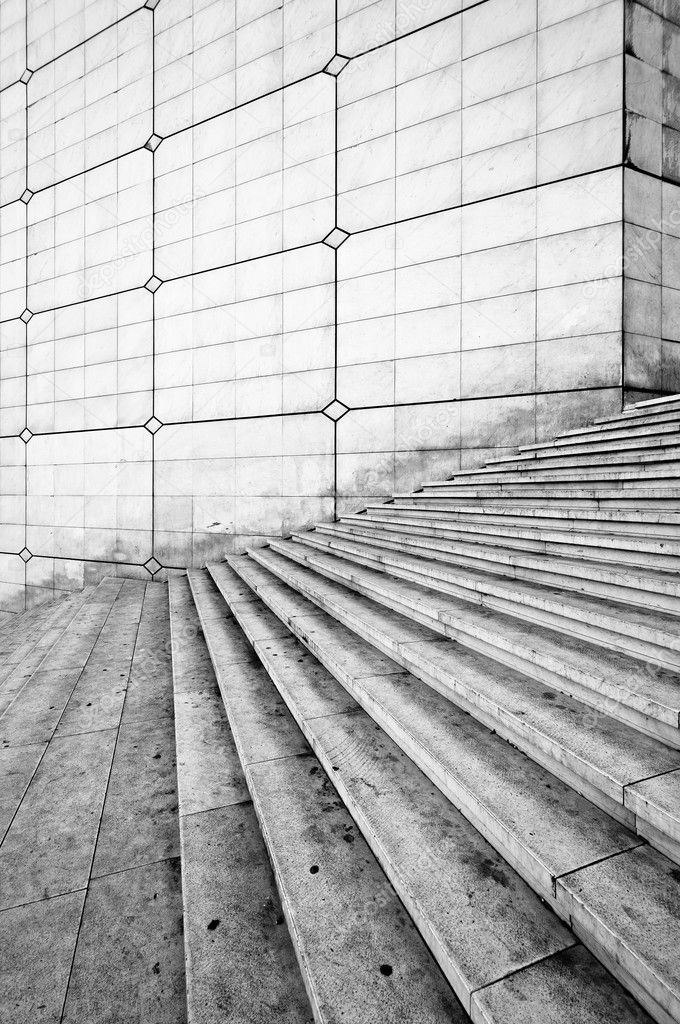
top-left (2, 0), bottom-right (667, 612)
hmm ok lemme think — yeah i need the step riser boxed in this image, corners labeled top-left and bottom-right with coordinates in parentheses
top-left (254, 545), bottom-right (659, 829)
top-left (336, 522), bottom-right (680, 594)
top-left (301, 535), bottom-right (680, 673)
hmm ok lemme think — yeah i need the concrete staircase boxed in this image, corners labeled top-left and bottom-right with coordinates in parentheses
top-left (6, 395), bottom-right (680, 1023)
top-left (165, 393), bottom-right (680, 1024)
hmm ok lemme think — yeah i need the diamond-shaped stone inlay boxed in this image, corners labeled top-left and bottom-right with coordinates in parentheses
top-left (323, 227), bottom-right (349, 250)
top-left (19, 427), bottom-right (32, 444)
top-left (20, 188), bottom-right (33, 204)
top-left (144, 275), bottom-right (163, 293)
top-left (323, 54), bottom-right (350, 77)
top-left (323, 399), bottom-right (349, 422)
top-left (20, 308), bottom-right (33, 323)
top-left (20, 68), bottom-right (33, 84)
top-left (144, 416), bottom-right (163, 435)
top-left (19, 547), bottom-right (32, 562)
top-left (144, 557), bottom-right (162, 575)
top-left (144, 133), bottom-right (163, 152)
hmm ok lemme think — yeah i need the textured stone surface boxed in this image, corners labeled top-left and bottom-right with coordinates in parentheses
top-left (0, 891), bottom-right (85, 1024)
top-left (61, 858), bottom-right (187, 1024)
top-left (0, 581), bottom-right (187, 1022)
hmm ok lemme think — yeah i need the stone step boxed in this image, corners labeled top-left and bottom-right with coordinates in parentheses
top-left (490, 441), bottom-right (680, 469)
top-left (212, 558), bottom-right (664, 1024)
top-left (561, 412), bottom-right (680, 440)
top-left (594, 407), bottom-right (680, 428)
top-left (358, 506), bottom-right (680, 557)
top-left (385, 499), bottom-right (680, 530)
top-left (219, 555), bottom-right (679, 1024)
top-left (332, 517), bottom-right (680, 615)
top-left (251, 542), bottom-right (680, 851)
top-left (186, 568), bottom-right (468, 1024)
top-left (424, 463), bottom-right (680, 489)
top-left (497, 436), bottom-right (680, 466)
top-left (521, 422), bottom-right (680, 452)
top-left (632, 394), bottom-right (680, 410)
top-left (167, 575), bottom-right (313, 1024)
top-left (302, 526), bottom-right (680, 664)
top-left (412, 484), bottom-right (680, 500)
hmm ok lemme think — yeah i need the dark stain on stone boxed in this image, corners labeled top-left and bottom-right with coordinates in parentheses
top-left (152, 962), bottom-right (160, 974)
top-left (476, 856), bottom-right (510, 888)
top-left (380, 964), bottom-right (393, 977)
top-left (669, 868), bottom-right (680, 884)
top-left (309, 865), bottom-right (319, 874)
top-left (207, 919), bottom-right (220, 931)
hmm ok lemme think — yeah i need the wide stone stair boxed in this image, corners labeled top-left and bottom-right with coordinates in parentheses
top-left (4, 394), bottom-right (680, 1023)
top-left (168, 393), bottom-right (680, 1024)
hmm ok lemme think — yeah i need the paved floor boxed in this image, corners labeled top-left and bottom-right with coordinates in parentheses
top-left (0, 579), bottom-right (187, 1024)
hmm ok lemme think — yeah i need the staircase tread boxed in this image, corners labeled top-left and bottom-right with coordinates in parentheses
top-left (255, 544), bottom-right (680, 811)
top-left (189, 571), bottom-right (467, 1024)
top-left (626, 772), bottom-right (680, 845)
top-left (472, 944), bottom-right (654, 1024)
top-left (169, 575), bottom-right (249, 816)
top-left (558, 845), bottom-right (680, 1024)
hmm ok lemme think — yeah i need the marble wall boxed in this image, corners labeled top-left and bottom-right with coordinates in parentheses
top-left (0, 0), bottom-right (678, 610)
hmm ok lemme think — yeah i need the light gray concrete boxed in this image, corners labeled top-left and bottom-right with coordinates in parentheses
top-left (61, 858), bottom-right (187, 1024)
top-left (0, 891), bottom-right (85, 1024)
top-left (169, 574), bottom-right (312, 1023)
top-left (0, 579), bottom-right (188, 1022)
